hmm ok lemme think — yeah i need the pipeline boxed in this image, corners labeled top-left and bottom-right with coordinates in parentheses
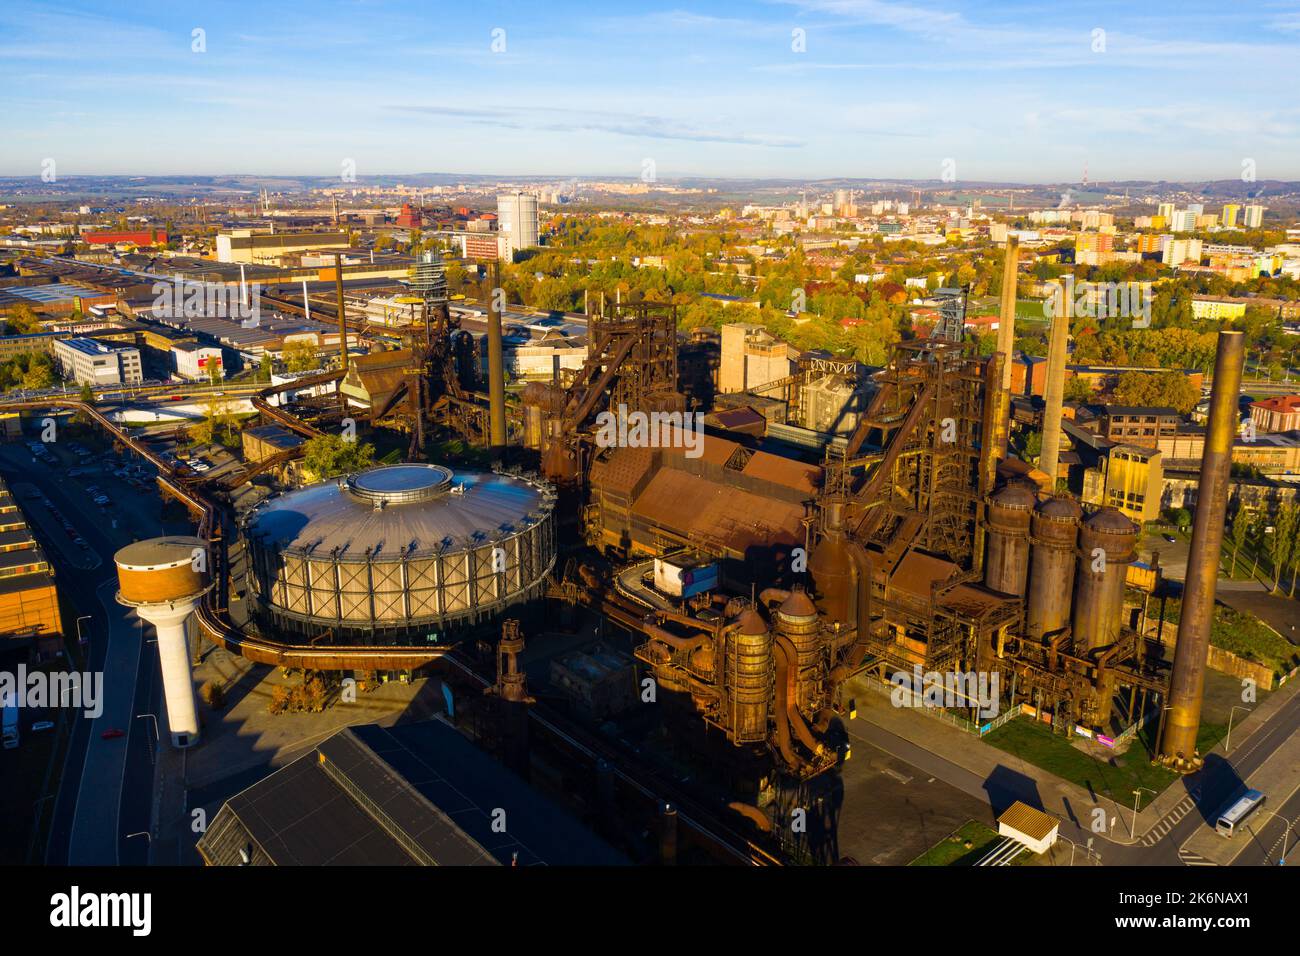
top-left (772, 635), bottom-right (827, 773)
top-left (829, 540), bottom-right (875, 682)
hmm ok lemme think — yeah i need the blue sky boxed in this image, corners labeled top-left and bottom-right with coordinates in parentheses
top-left (2, 0), bottom-right (1298, 182)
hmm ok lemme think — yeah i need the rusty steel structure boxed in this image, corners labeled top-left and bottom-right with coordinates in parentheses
top-left (618, 329), bottom-right (1169, 777)
top-left (1159, 331), bottom-right (1245, 770)
top-left (526, 300), bottom-right (684, 487)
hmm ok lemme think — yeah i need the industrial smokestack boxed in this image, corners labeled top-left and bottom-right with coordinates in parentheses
top-left (993, 237), bottom-right (1020, 455)
top-left (488, 261), bottom-right (507, 454)
top-left (1037, 277), bottom-right (1071, 489)
top-left (1159, 331), bottom-right (1244, 769)
top-left (333, 253), bottom-right (349, 373)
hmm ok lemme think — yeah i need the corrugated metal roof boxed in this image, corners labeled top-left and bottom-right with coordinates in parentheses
top-left (998, 801), bottom-right (1058, 842)
top-left (888, 551), bottom-right (959, 601)
top-left (632, 469), bottom-right (803, 555)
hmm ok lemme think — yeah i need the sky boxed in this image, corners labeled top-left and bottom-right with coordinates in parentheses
top-left (2, 0), bottom-right (1299, 183)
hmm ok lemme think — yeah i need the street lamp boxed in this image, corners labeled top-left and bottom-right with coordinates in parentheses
top-left (136, 713), bottom-right (159, 763)
top-left (1226, 705), bottom-right (1252, 752)
top-left (1132, 787), bottom-right (1158, 835)
top-left (1255, 809), bottom-right (1293, 865)
top-left (125, 831), bottom-right (151, 844)
top-left (75, 615), bottom-right (92, 647)
top-left (1057, 834), bottom-right (1100, 867)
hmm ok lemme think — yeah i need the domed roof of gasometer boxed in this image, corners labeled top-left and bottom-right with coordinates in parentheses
top-left (244, 463), bottom-right (553, 559)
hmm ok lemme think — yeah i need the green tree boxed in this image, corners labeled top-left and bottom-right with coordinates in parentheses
top-left (302, 433), bottom-right (376, 480)
top-left (1271, 503), bottom-right (1298, 594)
top-left (1063, 376), bottom-right (1093, 404)
top-left (1227, 500), bottom-right (1249, 577)
top-left (282, 339), bottom-right (319, 373)
top-left (4, 303), bottom-right (43, 334)
top-left (1112, 370), bottom-right (1200, 415)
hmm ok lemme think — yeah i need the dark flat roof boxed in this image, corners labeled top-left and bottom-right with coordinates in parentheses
top-left (200, 720), bottom-right (627, 866)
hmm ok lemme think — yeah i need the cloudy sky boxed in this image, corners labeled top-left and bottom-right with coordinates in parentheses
top-left (2, 0), bottom-right (1298, 182)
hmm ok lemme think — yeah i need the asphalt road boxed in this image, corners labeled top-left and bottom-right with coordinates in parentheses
top-left (0, 441), bottom-right (174, 866)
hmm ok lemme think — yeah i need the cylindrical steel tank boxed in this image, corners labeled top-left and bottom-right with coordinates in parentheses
top-left (116, 535), bottom-right (209, 604)
top-left (727, 608), bottom-right (771, 744)
top-left (809, 500), bottom-right (853, 625)
top-left (984, 483), bottom-right (1035, 596)
top-left (242, 464), bottom-right (556, 640)
top-left (1073, 507), bottom-right (1138, 652)
top-left (1025, 496), bottom-right (1081, 640)
top-left (775, 588), bottom-right (820, 710)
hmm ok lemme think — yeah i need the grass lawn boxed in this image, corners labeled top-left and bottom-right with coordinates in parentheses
top-left (982, 717), bottom-right (1186, 805)
top-left (909, 820), bottom-right (1005, 866)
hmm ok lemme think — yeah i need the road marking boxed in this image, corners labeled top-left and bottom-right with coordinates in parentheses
top-left (1178, 847), bottom-right (1216, 867)
top-left (1141, 797), bottom-right (1195, 846)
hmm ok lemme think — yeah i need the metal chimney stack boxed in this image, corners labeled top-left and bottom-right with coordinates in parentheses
top-left (1159, 331), bottom-right (1245, 770)
top-left (487, 261), bottom-right (507, 454)
top-left (1038, 278), bottom-right (1070, 488)
top-left (993, 237), bottom-right (1019, 457)
top-left (333, 252), bottom-right (349, 373)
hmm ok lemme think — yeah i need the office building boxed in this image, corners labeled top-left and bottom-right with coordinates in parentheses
top-left (52, 337), bottom-right (143, 386)
top-left (215, 230), bottom-right (350, 264)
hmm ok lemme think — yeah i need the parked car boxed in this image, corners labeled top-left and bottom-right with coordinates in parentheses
top-left (100, 728), bottom-right (125, 740)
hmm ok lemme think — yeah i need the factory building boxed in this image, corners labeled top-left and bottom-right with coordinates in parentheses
top-left (215, 229), bottom-right (350, 265)
top-left (587, 429), bottom-right (816, 575)
top-left (51, 336), bottom-right (143, 386)
top-left (0, 477), bottom-right (63, 658)
top-left (196, 722), bottom-right (627, 865)
top-left (1082, 444), bottom-right (1163, 524)
top-left (719, 323), bottom-right (794, 394)
top-left (170, 342), bottom-right (224, 382)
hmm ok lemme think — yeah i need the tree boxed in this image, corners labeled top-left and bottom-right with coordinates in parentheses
top-left (4, 303), bottom-right (43, 334)
top-left (1271, 503), bottom-right (1298, 595)
top-left (1063, 376), bottom-right (1093, 404)
top-left (282, 339), bottom-right (319, 373)
top-left (302, 433), bottom-right (376, 480)
top-left (1112, 369), bottom-right (1200, 415)
top-left (192, 395), bottom-right (237, 447)
top-left (1227, 500), bottom-right (1249, 577)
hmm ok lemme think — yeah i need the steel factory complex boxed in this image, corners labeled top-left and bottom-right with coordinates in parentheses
top-left (5, 212), bottom-right (1297, 882)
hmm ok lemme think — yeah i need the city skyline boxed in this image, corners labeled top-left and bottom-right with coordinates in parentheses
top-left (3, 0), bottom-right (1300, 182)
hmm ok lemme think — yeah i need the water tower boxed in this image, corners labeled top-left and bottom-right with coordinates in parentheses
top-left (114, 536), bottom-right (210, 748)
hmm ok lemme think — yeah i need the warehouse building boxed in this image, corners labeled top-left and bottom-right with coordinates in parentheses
top-left (196, 721), bottom-right (627, 865)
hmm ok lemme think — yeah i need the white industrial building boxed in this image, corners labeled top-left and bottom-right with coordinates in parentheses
top-left (52, 337), bottom-right (143, 386)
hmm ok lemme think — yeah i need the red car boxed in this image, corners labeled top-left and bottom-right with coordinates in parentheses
top-left (100, 728), bottom-right (125, 740)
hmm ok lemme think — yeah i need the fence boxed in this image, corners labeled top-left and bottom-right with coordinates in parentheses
top-left (860, 675), bottom-right (1014, 737)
